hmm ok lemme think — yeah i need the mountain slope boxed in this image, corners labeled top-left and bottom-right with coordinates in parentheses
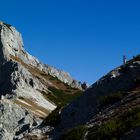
top-left (0, 21), bottom-right (84, 139)
top-left (59, 85), bottom-right (140, 140)
top-left (86, 85), bottom-right (140, 140)
top-left (51, 55), bottom-right (140, 139)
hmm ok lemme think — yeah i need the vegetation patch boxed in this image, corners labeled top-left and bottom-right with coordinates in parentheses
top-left (46, 87), bottom-right (82, 107)
top-left (60, 125), bottom-right (87, 140)
top-left (99, 92), bottom-right (124, 107)
top-left (87, 106), bottom-right (140, 140)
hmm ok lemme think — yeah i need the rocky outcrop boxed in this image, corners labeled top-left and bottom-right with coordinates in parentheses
top-left (0, 59), bottom-right (56, 111)
top-left (0, 21), bottom-right (82, 89)
top-left (0, 100), bottom-right (42, 140)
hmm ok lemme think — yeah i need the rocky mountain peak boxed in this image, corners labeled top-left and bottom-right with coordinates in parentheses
top-left (0, 21), bottom-right (84, 89)
top-left (0, 22), bottom-right (24, 62)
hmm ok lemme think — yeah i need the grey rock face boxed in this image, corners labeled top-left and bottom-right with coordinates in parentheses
top-left (0, 21), bottom-right (82, 89)
top-left (0, 100), bottom-right (42, 140)
top-left (0, 60), bottom-right (56, 110)
top-left (0, 60), bottom-right (56, 139)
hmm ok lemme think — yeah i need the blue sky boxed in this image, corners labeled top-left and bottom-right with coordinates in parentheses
top-left (0, 0), bottom-right (140, 84)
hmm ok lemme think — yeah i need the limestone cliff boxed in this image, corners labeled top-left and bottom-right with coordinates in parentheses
top-left (0, 21), bottom-right (82, 89)
top-left (0, 21), bottom-right (83, 139)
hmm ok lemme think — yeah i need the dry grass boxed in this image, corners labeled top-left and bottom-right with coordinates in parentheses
top-left (23, 134), bottom-right (49, 140)
top-left (14, 97), bottom-right (50, 118)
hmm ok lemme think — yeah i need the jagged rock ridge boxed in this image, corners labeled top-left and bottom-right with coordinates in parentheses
top-left (0, 21), bottom-right (82, 89)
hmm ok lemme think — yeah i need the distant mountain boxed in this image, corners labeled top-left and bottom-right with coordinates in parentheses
top-left (51, 55), bottom-right (140, 140)
top-left (0, 21), bottom-right (86, 139)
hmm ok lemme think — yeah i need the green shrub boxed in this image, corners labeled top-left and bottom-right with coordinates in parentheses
top-left (119, 107), bottom-right (140, 129)
top-left (60, 125), bottom-right (87, 140)
top-left (87, 106), bottom-right (140, 140)
top-left (100, 92), bottom-right (124, 107)
top-left (88, 120), bottom-right (118, 140)
top-left (47, 87), bottom-right (81, 107)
